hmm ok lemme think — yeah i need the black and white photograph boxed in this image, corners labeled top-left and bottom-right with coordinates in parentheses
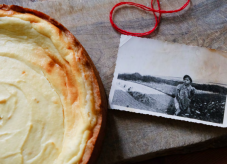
top-left (109, 35), bottom-right (227, 127)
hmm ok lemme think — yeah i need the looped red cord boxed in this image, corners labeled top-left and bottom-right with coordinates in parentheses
top-left (109, 0), bottom-right (190, 37)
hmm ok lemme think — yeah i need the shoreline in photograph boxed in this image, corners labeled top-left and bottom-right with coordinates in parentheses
top-left (111, 73), bottom-right (226, 124)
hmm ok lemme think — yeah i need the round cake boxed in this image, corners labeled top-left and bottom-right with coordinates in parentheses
top-left (0, 4), bottom-right (107, 164)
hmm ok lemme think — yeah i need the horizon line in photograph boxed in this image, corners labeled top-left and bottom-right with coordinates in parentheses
top-left (117, 72), bottom-right (227, 95)
top-left (117, 72), bottom-right (227, 86)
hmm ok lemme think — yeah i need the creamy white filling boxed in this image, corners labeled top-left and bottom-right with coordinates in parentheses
top-left (0, 15), bottom-right (95, 164)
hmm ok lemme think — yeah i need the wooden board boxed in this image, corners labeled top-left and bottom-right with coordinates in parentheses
top-left (1, 0), bottom-right (227, 163)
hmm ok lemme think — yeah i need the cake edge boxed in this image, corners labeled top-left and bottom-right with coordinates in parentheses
top-left (0, 4), bottom-right (108, 164)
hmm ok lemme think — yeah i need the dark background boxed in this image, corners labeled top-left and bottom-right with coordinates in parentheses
top-left (131, 147), bottom-right (227, 164)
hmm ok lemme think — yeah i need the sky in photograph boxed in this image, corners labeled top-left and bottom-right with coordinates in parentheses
top-left (115, 35), bottom-right (227, 85)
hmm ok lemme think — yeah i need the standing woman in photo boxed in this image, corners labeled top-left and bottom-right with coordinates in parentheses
top-left (174, 75), bottom-right (196, 116)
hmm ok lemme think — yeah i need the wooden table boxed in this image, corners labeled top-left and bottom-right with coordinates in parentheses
top-left (134, 146), bottom-right (227, 164)
top-left (1, 0), bottom-right (227, 163)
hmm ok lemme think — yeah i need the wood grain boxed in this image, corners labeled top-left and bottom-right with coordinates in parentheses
top-left (1, 0), bottom-right (227, 163)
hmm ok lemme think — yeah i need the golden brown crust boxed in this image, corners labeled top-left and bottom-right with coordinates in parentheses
top-left (0, 4), bottom-right (107, 164)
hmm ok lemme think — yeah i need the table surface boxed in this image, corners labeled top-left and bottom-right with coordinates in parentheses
top-left (1, 0), bottom-right (227, 163)
top-left (133, 146), bottom-right (227, 164)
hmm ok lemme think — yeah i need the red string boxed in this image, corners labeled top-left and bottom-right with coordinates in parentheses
top-left (109, 0), bottom-right (190, 37)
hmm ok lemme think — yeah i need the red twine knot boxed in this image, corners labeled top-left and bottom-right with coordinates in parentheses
top-left (109, 0), bottom-right (190, 37)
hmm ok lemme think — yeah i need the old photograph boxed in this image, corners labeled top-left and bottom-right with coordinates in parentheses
top-left (109, 35), bottom-right (227, 127)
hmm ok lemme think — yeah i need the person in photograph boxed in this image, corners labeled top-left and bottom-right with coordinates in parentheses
top-left (174, 75), bottom-right (196, 116)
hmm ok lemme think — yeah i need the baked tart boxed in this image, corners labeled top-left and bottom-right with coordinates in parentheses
top-left (0, 4), bottom-right (107, 164)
